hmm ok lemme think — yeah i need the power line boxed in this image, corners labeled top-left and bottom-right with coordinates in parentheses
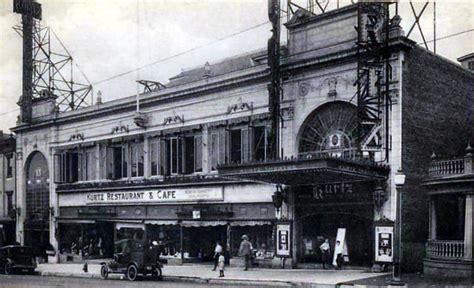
top-left (92, 20), bottom-right (270, 85)
top-left (423, 28), bottom-right (474, 44)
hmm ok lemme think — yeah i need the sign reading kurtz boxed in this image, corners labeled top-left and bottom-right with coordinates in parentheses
top-left (86, 187), bottom-right (223, 204)
top-left (13, 0), bottom-right (42, 20)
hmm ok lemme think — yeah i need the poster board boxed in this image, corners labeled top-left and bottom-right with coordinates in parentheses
top-left (332, 228), bottom-right (349, 265)
top-left (276, 222), bottom-right (291, 257)
top-left (375, 225), bottom-right (393, 263)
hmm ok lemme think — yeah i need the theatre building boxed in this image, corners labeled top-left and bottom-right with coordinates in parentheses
top-left (11, 3), bottom-right (473, 273)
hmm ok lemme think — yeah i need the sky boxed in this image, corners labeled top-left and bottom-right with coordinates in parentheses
top-left (0, 0), bottom-right (473, 133)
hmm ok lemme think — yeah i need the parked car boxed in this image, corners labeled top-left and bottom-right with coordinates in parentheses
top-left (100, 239), bottom-right (163, 281)
top-left (0, 245), bottom-right (37, 274)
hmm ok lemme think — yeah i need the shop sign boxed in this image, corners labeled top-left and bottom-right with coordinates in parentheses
top-left (192, 210), bottom-right (201, 219)
top-left (85, 187), bottom-right (223, 204)
top-left (375, 226), bottom-right (393, 263)
top-left (276, 222), bottom-right (291, 258)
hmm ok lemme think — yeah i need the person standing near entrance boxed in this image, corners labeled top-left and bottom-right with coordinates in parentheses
top-left (334, 240), bottom-right (344, 270)
top-left (319, 239), bottom-right (331, 269)
top-left (239, 235), bottom-right (253, 271)
top-left (212, 241), bottom-right (223, 271)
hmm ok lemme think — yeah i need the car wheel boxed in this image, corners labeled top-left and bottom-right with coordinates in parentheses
top-left (4, 262), bottom-right (12, 275)
top-left (100, 264), bottom-right (109, 280)
top-left (126, 264), bottom-right (138, 281)
top-left (152, 266), bottom-right (162, 280)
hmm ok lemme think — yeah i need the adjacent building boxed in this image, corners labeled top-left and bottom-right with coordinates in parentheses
top-left (0, 130), bottom-right (16, 246)
top-left (10, 3), bottom-right (474, 276)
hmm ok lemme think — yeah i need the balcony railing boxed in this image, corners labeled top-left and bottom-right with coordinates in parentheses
top-left (426, 240), bottom-right (465, 260)
top-left (429, 158), bottom-right (465, 177)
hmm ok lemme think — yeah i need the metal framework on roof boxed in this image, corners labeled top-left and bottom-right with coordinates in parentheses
top-left (13, 0), bottom-right (93, 119)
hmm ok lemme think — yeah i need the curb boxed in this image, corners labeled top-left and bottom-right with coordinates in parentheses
top-left (38, 271), bottom-right (316, 287)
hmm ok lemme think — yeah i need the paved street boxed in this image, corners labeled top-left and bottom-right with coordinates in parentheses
top-left (0, 274), bottom-right (251, 288)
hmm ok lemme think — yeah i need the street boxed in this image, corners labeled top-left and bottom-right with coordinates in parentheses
top-left (0, 274), bottom-right (250, 288)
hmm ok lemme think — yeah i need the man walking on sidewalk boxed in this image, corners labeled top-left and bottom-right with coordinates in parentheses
top-left (212, 241), bottom-right (223, 271)
top-left (239, 235), bottom-right (253, 271)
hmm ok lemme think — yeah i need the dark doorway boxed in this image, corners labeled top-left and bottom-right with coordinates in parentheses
top-left (300, 212), bottom-right (374, 267)
top-left (183, 226), bottom-right (227, 261)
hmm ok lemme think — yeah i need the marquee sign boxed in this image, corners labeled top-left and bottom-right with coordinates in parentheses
top-left (86, 187), bottom-right (223, 204)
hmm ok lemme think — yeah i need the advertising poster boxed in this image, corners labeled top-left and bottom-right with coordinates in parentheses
top-left (375, 226), bottom-right (394, 263)
top-left (276, 223), bottom-right (291, 257)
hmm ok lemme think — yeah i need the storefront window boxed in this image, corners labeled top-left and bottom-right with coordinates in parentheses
top-left (58, 223), bottom-right (114, 259)
top-left (231, 225), bottom-right (274, 259)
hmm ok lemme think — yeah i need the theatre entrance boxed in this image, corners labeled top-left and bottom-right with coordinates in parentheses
top-left (296, 183), bottom-right (375, 267)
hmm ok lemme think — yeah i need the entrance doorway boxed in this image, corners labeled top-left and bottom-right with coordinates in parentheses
top-left (300, 212), bottom-right (374, 267)
top-left (183, 225), bottom-right (227, 261)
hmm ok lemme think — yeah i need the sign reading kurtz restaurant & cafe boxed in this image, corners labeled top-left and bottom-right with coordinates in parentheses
top-left (85, 187), bottom-right (224, 204)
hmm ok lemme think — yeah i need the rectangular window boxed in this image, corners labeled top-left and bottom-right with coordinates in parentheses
top-left (242, 128), bottom-right (249, 163)
top-left (56, 151), bottom-right (80, 183)
top-left (131, 142), bottom-right (144, 177)
top-left (253, 126), bottom-right (269, 161)
top-left (184, 136), bottom-right (195, 174)
top-left (86, 149), bottom-right (96, 180)
top-left (194, 135), bottom-right (203, 172)
top-left (210, 133), bottom-right (219, 171)
top-left (230, 129), bottom-right (242, 163)
top-left (161, 139), bottom-right (170, 176)
top-left (122, 146), bottom-right (128, 178)
top-left (106, 145), bottom-right (128, 180)
top-left (6, 154), bottom-right (13, 178)
top-left (150, 141), bottom-right (160, 176)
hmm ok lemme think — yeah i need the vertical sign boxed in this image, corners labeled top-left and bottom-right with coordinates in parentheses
top-left (375, 226), bottom-right (393, 263)
top-left (276, 223), bottom-right (291, 257)
top-left (14, 0), bottom-right (42, 124)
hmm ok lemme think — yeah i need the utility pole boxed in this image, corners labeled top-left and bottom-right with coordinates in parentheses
top-left (13, 0), bottom-right (42, 124)
top-left (268, 0), bottom-right (281, 160)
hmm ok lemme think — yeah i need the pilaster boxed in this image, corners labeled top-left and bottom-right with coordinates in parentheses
top-left (464, 194), bottom-right (473, 260)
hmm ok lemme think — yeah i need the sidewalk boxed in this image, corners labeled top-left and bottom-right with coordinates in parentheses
top-left (36, 262), bottom-right (387, 287)
top-left (36, 263), bottom-right (473, 287)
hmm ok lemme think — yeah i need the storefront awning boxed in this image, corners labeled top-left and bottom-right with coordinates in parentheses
top-left (181, 220), bottom-right (228, 227)
top-left (218, 156), bottom-right (389, 185)
top-left (230, 220), bottom-right (273, 226)
top-left (145, 220), bottom-right (178, 226)
top-left (56, 218), bottom-right (95, 224)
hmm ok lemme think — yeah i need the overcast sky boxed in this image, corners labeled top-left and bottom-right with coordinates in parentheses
top-left (0, 0), bottom-right (473, 133)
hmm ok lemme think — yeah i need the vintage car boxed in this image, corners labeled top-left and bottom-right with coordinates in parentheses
top-left (0, 245), bottom-right (37, 274)
top-left (100, 238), bottom-right (163, 281)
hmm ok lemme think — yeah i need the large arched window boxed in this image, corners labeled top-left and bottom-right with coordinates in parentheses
top-left (25, 151), bottom-right (50, 220)
top-left (298, 101), bottom-right (358, 157)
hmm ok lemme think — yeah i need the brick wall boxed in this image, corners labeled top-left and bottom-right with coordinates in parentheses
top-left (401, 46), bottom-right (474, 272)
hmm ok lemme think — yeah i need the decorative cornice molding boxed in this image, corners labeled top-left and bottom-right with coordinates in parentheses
top-left (163, 114), bottom-right (184, 126)
top-left (68, 133), bottom-right (84, 142)
top-left (227, 102), bottom-right (253, 114)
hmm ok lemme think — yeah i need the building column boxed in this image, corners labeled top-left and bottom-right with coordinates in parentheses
top-left (429, 197), bottom-right (437, 240)
top-left (464, 194), bottom-right (473, 260)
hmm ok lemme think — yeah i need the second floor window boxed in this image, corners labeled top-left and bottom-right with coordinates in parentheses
top-left (131, 142), bottom-right (144, 177)
top-left (6, 154), bottom-right (13, 178)
top-left (106, 145), bottom-right (128, 180)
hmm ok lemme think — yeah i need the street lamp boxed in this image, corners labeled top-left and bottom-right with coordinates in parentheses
top-left (272, 185), bottom-right (286, 213)
top-left (391, 168), bottom-right (406, 286)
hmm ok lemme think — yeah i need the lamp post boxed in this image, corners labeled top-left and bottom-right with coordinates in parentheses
top-left (391, 168), bottom-right (406, 286)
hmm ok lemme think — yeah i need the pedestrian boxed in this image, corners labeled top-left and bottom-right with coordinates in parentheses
top-left (239, 235), bottom-right (253, 271)
top-left (212, 241), bottom-right (223, 271)
top-left (319, 239), bottom-right (330, 269)
top-left (218, 251), bottom-right (225, 277)
top-left (335, 240), bottom-right (344, 270)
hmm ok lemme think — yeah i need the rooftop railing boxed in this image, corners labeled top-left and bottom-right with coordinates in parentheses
top-left (428, 145), bottom-right (474, 179)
